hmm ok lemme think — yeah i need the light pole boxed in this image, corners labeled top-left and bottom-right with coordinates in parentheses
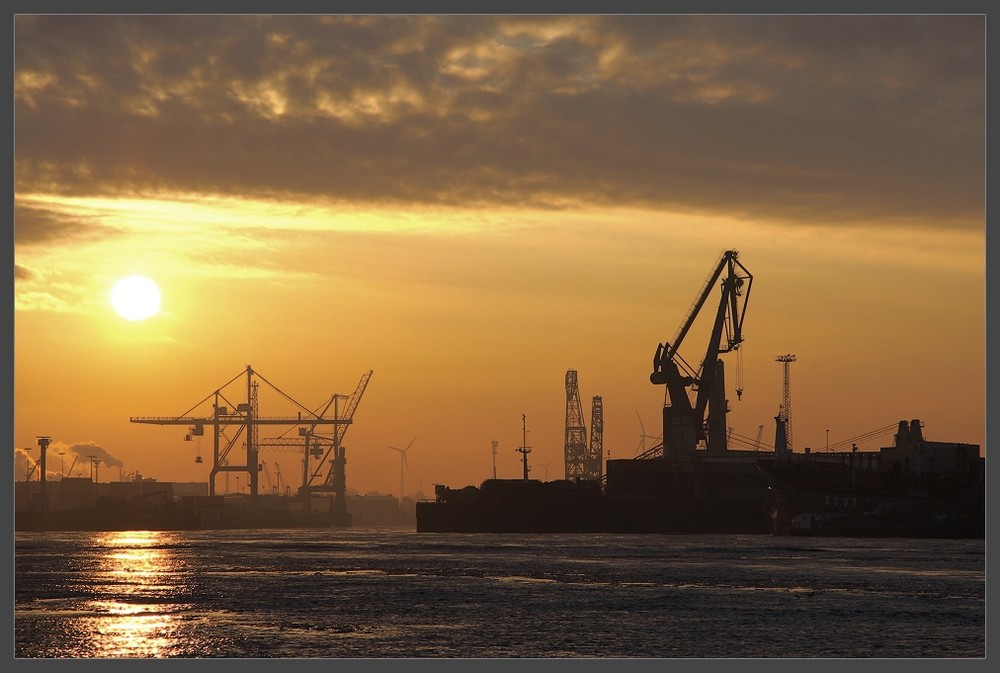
top-left (826, 429), bottom-right (830, 452)
top-left (88, 455), bottom-right (102, 482)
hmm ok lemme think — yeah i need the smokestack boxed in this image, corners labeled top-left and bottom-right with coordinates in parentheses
top-left (897, 421), bottom-right (909, 448)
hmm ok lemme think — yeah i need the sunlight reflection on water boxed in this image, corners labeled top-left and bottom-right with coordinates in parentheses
top-left (15, 530), bottom-right (985, 658)
top-left (81, 606), bottom-right (179, 658)
top-left (78, 532), bottom-right (185, 657)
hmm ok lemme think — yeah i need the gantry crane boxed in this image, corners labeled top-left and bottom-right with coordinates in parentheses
top-left (650, 250), bottom-right (752, 456)
top-left (294, 369), bottom-right (372, 523)
top-left (131, 365), bottom-right (368, 500)
top-left (256, 390), bottom-right (347, 493)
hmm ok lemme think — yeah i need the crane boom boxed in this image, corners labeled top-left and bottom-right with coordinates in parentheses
top-left (310, 369), bottom-right (373, 487)
top-left (331, 369), bottom-right (373, 449)
top-left (661, 250), bottom-right (729, 365)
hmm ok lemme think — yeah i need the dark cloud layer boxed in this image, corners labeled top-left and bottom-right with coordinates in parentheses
top-left (14, 204), bottom-right (125, 246)
top-left (14, 15), bottom-right (985, 228)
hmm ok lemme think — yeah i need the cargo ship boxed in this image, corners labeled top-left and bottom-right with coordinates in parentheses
top-left (757, 419), bottom-right (984, 538)
top-left (417, 478), bottom-right (608, 533)
top-left (416, 450), bottom-right (773, 534)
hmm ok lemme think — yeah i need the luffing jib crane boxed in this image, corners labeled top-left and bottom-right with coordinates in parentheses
top-left (650, 249), bottom-right (752, 456)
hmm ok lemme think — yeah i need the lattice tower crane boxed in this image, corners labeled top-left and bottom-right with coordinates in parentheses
top-left (563, 370), bottom-right (588, 479)
top-left (588, 396), bottom-right (604, 478)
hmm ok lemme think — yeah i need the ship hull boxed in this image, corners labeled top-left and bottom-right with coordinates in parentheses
top-left (417, 453), bottom-right (773, 534)
top-left (757, 458), bottom-right (984, 539)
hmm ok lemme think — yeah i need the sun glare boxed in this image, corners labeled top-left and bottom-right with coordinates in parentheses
top-left (111, 275), bottom-right (161, 321)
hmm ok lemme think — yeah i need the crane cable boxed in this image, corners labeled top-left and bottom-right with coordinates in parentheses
top-left (736, 347), bottom-right (744, 401)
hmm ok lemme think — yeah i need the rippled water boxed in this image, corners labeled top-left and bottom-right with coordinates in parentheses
top-left (14, 529), bottom-right (985, 658)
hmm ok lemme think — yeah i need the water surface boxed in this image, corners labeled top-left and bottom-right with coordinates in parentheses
top-left (14, 529), bottom-right (985, 658)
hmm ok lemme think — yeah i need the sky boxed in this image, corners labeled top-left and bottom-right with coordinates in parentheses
top-left (12, 14), bottom-right (986, 498)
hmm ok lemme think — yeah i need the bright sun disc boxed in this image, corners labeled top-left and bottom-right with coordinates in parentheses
top-left (111, 275), bottom-right (161, 321)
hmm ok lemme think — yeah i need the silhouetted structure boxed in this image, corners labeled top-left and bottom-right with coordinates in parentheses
top-left (774, 354), bottom-right (797, 453)
top-left (129, 365), bottom-right (372, 527)
top-left (563, 371), bottom-right (587, 479)
top-left (589, 396), bottom-right (603, 477)
top-left (758, 419), bottom-right (984, 537)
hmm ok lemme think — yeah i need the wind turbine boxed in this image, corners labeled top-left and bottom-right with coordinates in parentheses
top-left (540, 460), bottom-right (552, 481)
top-left (386, 437), bottom-right (416, 500)
top-left (635, 410), bottom-right (661, 456)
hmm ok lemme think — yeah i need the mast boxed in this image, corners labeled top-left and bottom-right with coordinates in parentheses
top-left (517, 414), bottom-right (532, 481)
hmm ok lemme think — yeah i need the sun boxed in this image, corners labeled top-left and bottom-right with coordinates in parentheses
top-left (110, 275), bottom-right (162, 321)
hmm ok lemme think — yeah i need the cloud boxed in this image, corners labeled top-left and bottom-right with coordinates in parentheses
top-left (14, 203), bottom-right (124, 247)
top-left (13, 15), bottom-right (984, 229)
top-left (13, 447), bottom-right (36, 479)
top-left (13, 290), bottom-right (81, 314)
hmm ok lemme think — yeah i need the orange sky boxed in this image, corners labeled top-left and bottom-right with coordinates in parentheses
top-left (12, 15), bottom-right (986, 498)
